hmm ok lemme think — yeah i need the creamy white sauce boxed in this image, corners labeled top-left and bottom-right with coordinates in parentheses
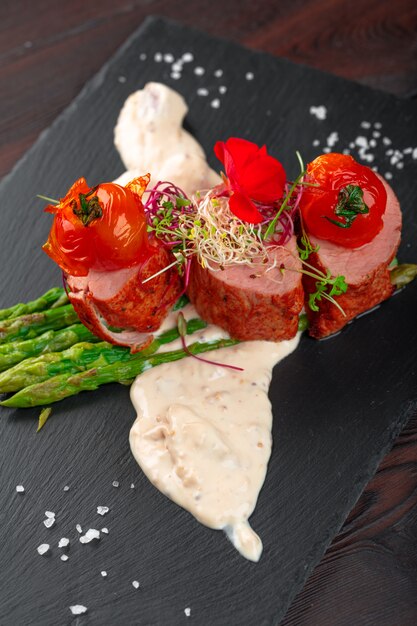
top-left (114, 84), bottom-right (301, 562)
top-left (129, 328), bottom-right (299, 562)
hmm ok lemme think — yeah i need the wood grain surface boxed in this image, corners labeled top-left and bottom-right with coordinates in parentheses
top-left (1, 2), bottom-right (417, 625)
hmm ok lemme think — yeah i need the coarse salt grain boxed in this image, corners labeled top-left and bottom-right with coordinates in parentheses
top-left (219, 86), bottom-right (227, 94)
top-left (76, 524), bottom-right (82, 534)
top-left (139, 53), bottom-right (147, 61)
top-left (130, 483), bottom-right (135, 489)
top-left (385, 172), bottom-right (393, 180)
top-left (197, 88), bottom-right (209, 96)
top-left (312, 139), bottom-right (320, 147)
top-left (245, 72), bottom-right (254, 80)
top-left (61, 554), bottom-right (69, 562)
top-left (322, 147), bottom-right (331, 153)
top-left (326, 131), bottom-right (339, 148)
top-left (37, 544), bottom-right (50, 555)
top-left (185, 608), bottom-right (191, 617)
top-left (45, 511), bottom-right (55, 518)
top-left (194, 66), bottom-right (205, 76)
top-left (101, 527), bottom-right (109, 534)
top-left (154, 52), bottom-right (163, 62)
top-left (58, 538), bottom-right (69, 548)
top-left (16, 485), bottom-right (24, 493)
top-left (355, 136), bottom-right (368, 148)
top-left (171, 72), bottom-right (181, 80)
top-left (182, 52), bottom-right (194, 62)
top-left (97, 506), bottom-right (110, 516)
top-left (112, 481), bottom-right (119, 488)
top-left (360, 121), bottom-right (371, 129)
top-left (118, 76), bottom-right (127, 84)
top-left (374, 122), bottom-right (382, 129)
top-left (383, 137), bottom-right (392, 146)
top-left (412, 148), bottom-right (417, 159)
top-left (164, 53), bottom-right (174, 63)
top-left (214, 69), bottom-right (223, 77)
top-left (172, 62), bottom-right (183, 72)
top-left (69, 605), bottom-right (87, 615)
top-left (63, 485), bottom-right (69, 492)
top-left (132, 580), bottom-right (140, 589)
top-left (44, 517), bottom-right (55, 529)
top-left (80, 529), bottom-right (100, 544)
top-left (309, 105), bottom-right (327, 121)
top-left (101, 571), bottom-right (107, 577)
top-left (210, 99), bottom-right (220, 109)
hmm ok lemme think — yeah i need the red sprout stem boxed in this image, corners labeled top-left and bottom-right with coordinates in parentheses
top-left (179, 334), bottom-right (244, 371)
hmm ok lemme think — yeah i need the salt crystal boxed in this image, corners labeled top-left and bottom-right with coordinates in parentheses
top-left (374, 122), bottom-right (382, 129)
top-left (194, 66), bottom-right (205, 76)
top-left (118, 76), bottom-right (127, 83)
top-left (309, 105), bottom-right (327, 121)
top-left (101, 527), bottom-right (109, 534)
top-left (383, 137), bottom-right (392, 146)
top-left (97, 506), bottom-right (110, 516)
top-left (80, 529), bottom-right (100, 544)
top-left (197, 88), bottom-right (209, 96)
top-left (185, 607), bottom-right (191, 617)
top-left (360, 121), bottom-right (371, 129)
top-left (322, 147), bottom-right (331, 153)
top-left (61, 554), bottom-right (69, 562)
top-left (130, 483), bottom-right (135, 489)
top-left (69, 605), bottom-right (87, 615)
top-left (171, 73), bottom-right (181, 80)
top-left (164, 53), bottom-right (174, 63)
top-left (312, 139), bottom-right (320, 147)
top-left (245, 72), bottom-right (254, 80)
top-left (45, 511), bottom-right (55, 519)
top-left (210, 99), bottom-right (221, 109)
top-left (182, 52), bottom-right (194, 62)
top-left (326, 131), bottom-right (339, 148)
top-left (403, 147), bottom-right (413, 154)
top-left (342, 149), bottom-right (350, 155)
top-left (37, 543), bottom-right (50, 555)
top-left (171, 62), bottom-right (183, 72)
top-left (364, 154), bottom-right (374, 162)
top-left (355, 136), bottom-right (368, 148)
top-left (16, 485), bottom-right (24, 493)
top-left (372, 131), bottom-right (381, 138)
top-left (396, 162), bottom-right (404, 169)
top-left (385, 172), bottom-right (393, 180)
top-left (412, 148), bottom-right (417, 160)
top-left (369, 139), bottom-right (377, 148)
top-left (112, 481), bottom-right (119, 488)
top-left (219, 86), bottom-right (227, 94)
top-left (349, 142), bottom-right (355, 149)
top-left (58, 538), bottom-right (69, 548)
top-left (139, 53), bottom-right (147, 61)
top-left (386, 148), bottom-right (394, 156)
top-left (214, 69), bottom-right (223, 77)
top-left (76, 524), bottom-right (82, 534)
top-left (101, 571), bottom-right (107, 577)
top-left (132, 580), bottom-right (140, 589)
top-left (154, 52), bottom-right (163, 62)
top-left (43, 517), bottom-right (55, 529)
top-left (63, 485), bottom-right (70, 492)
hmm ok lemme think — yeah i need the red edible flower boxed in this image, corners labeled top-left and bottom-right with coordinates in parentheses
top-left (214, 137), bottom-right (286, 224)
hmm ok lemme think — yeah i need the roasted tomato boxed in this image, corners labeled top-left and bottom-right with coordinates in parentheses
top-left (43, 175), bottom-right (151, 276)
top-left (299, 153), bottom-right (387, 248)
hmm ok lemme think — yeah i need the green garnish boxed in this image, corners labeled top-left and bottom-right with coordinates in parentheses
top-left (390, 264), bottom-right (417, 288)
top-left (325, 184), bottom-right (369, 229)
top-left (308, 272), bottom-right (348, 313)
top-left (37, 407), bottom-right (52, 432)
top-left (297, 224), bottom-right (320, 261)
top-left (72, 186), bottom-right (103, 226)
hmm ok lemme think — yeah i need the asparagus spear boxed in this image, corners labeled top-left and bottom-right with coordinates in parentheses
top-left (0, 323), bottom-right (99, 372)
top-left (0, 318), bottom-right (207, 392)
top-left (2, 337), bottom-right (238, 408)
top-left (0, 304), bottom-right (79, 344)
top-left (0, 287), bottom-right (68, 321)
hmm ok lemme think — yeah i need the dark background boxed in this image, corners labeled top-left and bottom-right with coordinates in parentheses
top-left (1, 2), bottom-right (417, 624)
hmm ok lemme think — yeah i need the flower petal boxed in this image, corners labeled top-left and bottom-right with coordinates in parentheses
top-left (229, 191), bottom-right (264, 224)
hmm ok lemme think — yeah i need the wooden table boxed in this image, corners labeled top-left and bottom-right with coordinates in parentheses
top-left (1, 1), bottom-right (416, 624)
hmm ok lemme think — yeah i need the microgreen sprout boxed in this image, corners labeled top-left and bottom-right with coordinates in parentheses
top-left (177, 312), bottom-right (243, 371)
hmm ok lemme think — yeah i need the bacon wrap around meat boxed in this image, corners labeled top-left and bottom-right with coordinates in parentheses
top-left (303, 175), bottom-right (402, 338)
top-left (187, 237), bottom-right (304, 341)
top-left (66, 242), bottom-right (182, 351)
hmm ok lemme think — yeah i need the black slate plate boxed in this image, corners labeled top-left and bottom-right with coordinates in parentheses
top-left (1, 16), bottom-right (416, 626)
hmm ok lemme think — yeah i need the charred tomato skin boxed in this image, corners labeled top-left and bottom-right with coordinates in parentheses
top-left (300, 153), bottom-right (387, 248)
